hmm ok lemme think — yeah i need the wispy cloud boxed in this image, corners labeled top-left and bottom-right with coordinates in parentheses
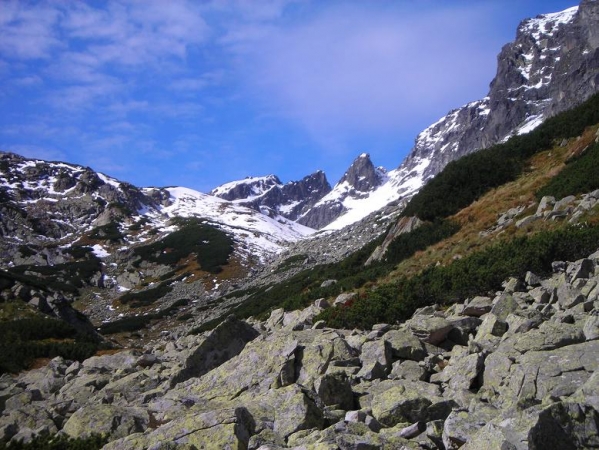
top-left (224, 2), bottom-right (503, 149)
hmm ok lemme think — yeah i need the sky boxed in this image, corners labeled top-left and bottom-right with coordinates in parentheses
top-left (0, 0), bottom-right (579, 193)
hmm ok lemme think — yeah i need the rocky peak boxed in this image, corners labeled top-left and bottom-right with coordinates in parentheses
top-left (339, 153), bottom-right (385, 193)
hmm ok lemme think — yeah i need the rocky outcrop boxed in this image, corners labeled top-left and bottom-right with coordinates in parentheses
top-left (2, 247), bottom-right (599, 448)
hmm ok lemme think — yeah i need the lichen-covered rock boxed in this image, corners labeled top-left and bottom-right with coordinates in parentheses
top-left (356, 339), bottom-right (391, 380)
top-left (462, 296), bottom-right (493, 317)
top-left (407, 316), bottom-right (454, 345)
top-left (102, 407), bottom-right (253, 450)
top-left (62, 404), bottom-right (149, 440)
top-left (369, 380), bottom-right (447, 426)
top-left (383, 329), bottom-right (428, 361)
top-left (169, 316), bottom-right (260, 386)
top-left (443, 403), bottom-right (499, 450)
top-left (437, 346), bottom-right (484, 391)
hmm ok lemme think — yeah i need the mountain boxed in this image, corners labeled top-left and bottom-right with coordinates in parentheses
top-left (210, 171), bottom-right (331, 221)
top-left (290, 0), bottom-right (599, 230)
top-left (0, 151), bottom-right (313, 333)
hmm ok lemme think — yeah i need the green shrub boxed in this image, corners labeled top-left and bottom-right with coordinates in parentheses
top-left (402, 91), bottom-right (599, 222)
top-left (317, 223), bottom-right (599, 329)
top-left (133, 218), bottom-right (233, 273)
top-left (385, 219), bottom-right (460, 264)
top-left (0, 317), bottom-right (99, 374)
top-left (118, 283), bottom-right (173, 308)
top-left (99, 298), bottom-right (190, 334)
top-left (536, 141), bottom-right (599, 200)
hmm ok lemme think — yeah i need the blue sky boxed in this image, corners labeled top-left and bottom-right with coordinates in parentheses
top-left (0, 0), bottom-right (578, 192)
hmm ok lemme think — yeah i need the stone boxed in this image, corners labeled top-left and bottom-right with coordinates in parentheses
top-left (383, 329), bottom-right (427, 361)
top-left (447, 316), bottom-right (482, 346)
top-left (370, 380), bottom-right (447, 427)
top-left (536, 196), bottom-right (555, 215)
top-left (82, 350), bottom-right (142, 372)
top-left (567, 258), bottom-right (595, 281)
top-left (102, 407), bottom-right (254, 450)
top-left (314, 372), bottom-right (354, 411)
top-left (62, 404), bottom-right (149, 440)
top-left (357, 339), bottom-right (392, 380)
top-left (334, 293), bottom-right (357, 306)
top-left (442, 403), bottom-right (499, 450)
top-left (462, 296), bottom-right (493, 317)
top-left (438, 346), bottom-right (484, 391)
top-left (170, 316), bottom-right (260, 386)
top-left (491, 293), bottom-right (520, 321)
top-left (389, 360), bottom-right (428, 382)
top-left (516, 215), bottom-right (539, 228)
top-left (583, 312), bottom-right (599, 340)
top-left (407, 316), bottom-right (454, 345)
top-left (320, 279), bottom-right (337, 288)
top-left (525, 271), bottom-right (542, 287)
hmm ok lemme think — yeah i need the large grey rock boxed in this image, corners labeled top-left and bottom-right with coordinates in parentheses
top-left (437, 346), bottom-right (484, 391)
top-left (170, 316), bottom-right (259, 386)
top-left (408, 316), bottom-right (454, 345)
top-left (369, 380), bottom-right (450, 427)
top-left (357, 339), bottom-right (392, 380)
top-left (383, 329), bottom-right (427, 361)
top-left (102, 407), bottom-right (254, 450)
top-left (462, 296), bottom-right (493, 317)
top-left (443, 403), bottom-right (499, 450)
top-left (315, 372), bottom-right (354, 411)
top-left (462, 402), bottom-right (599, 450)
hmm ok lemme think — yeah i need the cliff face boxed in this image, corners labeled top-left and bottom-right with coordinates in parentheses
top-left (397, 1), bottom-right (599, 185)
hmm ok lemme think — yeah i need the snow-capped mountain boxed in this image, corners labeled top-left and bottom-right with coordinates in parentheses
top-left (0, 151), bottom-right (313, 269)
top-left (210, 171), bottom-right (331, 221)
top-left (394, 1), bottom-right (599, 189)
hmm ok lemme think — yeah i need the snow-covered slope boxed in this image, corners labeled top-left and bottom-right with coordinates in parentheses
top-left (145, 186), bottom-right (314, 258)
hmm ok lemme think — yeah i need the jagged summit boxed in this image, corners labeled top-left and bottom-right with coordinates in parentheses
top-left (210, 170), bottom-right (331, 221)
top-left (337, 153), bottom-right (386, 194)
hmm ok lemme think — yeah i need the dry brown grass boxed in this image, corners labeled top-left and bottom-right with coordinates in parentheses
top-left (383, 126), bottom-right (599, 281)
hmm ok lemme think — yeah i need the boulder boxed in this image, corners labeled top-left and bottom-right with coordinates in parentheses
top-left (356, 339), bottom-right (392, 381)
top-left (369, 380), bottom-right (449, 427)
top-left (102, 407), bottom-right (254, 450)
top-left (462, 296), bottom-right (493, 317)
top-left (437, 346), bottom-right (485, 391)
top-left (408, 316), bottom-right (454, 345)
top-left (383, 329), bottom-right (427, 361)
top-left (442, 403), bottom-right (499, 450)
